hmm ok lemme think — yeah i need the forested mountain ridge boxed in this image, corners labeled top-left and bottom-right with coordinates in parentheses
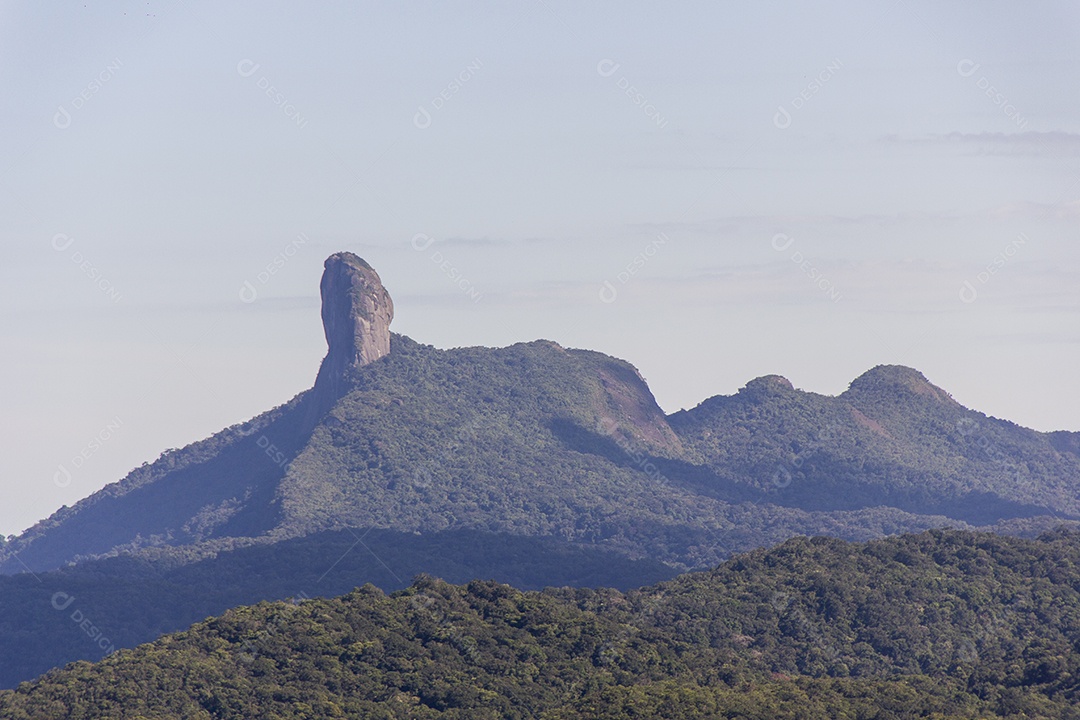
top-left (2, 253), bottom-right (1076, 578)
top-left (1, 252), bottom-right (1077, 690)
top-left (5, 529), bottom-right (1080, 718)
top-left (670, 363), bottom-right (1080, 522)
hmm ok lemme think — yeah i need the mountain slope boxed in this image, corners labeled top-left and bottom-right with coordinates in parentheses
top-left (0, 528), bottom-right (675, 689)
top-left (5, 529), bottom-right (1080, 718)
top-left (1, 252), bottom-right (1078, 689)
top-left (6, 254), bottom-right (1077, 577)
top-left (669, 365), bottom-right (1080, 523)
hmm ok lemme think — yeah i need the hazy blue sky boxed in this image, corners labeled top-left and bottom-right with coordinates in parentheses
top-left (1, 1), bottom-right (1077, 536)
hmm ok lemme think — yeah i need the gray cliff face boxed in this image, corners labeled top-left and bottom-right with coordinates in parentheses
top-left (313, 252), bottom-right (394, 408)
top-left (320, 252), bottom-right (394, 367)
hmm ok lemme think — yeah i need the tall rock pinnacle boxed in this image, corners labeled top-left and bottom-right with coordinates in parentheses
top-left (321, 252), bottom-right (394, 366)
top-left (312, 252), bottom-right (393, 406)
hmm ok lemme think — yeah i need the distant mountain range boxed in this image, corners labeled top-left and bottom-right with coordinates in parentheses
top-left (7, 528), bottom-right (1080, 718)
top-left (1, 251), bottom-right (1077, 688)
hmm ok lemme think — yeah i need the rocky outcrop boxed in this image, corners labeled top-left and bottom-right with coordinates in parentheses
top-left (312, 252), bottom-right (394, 409)
top-left (321, 253), bottom-right (393, 367)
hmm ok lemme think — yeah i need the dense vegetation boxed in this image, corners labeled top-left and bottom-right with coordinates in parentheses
top-left (3, 334), bottom-right (1079, 691)
top-left (2, 335), bottom-right (1078, 688)
top-left (6, 529), bottom-right (1080, 718)
top-left (5, 336), bottom-right (1077, 580)
top-left (270, 337), bottom-right (993, 566)
top-left (0, 528), bottom-right (674, 689)
top-left (670, 366), bottom-right (1080, 522)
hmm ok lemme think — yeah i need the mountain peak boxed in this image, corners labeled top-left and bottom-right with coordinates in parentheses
top-left (320, 253), bottom-right (393, 366)
top-left (313, 253), bottom-right (394, 404)
top-left (328, 250), bottom-right (374, 272)
top-left (844, 365), bottom-right (954, 404)
top-left (741, 374), bottom-right (795, 393)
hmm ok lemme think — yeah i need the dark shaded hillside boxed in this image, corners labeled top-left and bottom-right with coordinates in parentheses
top-left (0, 528), bottom-right (675, 689)
top-left (6, 529), bottom-right (1080, 718)
top-left (0, 391), bottom-right (313, 575)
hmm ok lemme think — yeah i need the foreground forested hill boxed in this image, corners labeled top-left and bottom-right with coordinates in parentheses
top-left (0, 528), bottom-right (675, 690)
top-left (5, 528), bottom-right (1080, 719)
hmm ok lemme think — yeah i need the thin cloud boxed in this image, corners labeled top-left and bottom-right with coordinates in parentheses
top-left (625, 210), bottom-right (963, 237)
top-left (883, 131), bottom-right (1080, 156)
top-left (989, 199), bottom-right (1080, 220)
top-left (398, 235), bottom-right (561, 250)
